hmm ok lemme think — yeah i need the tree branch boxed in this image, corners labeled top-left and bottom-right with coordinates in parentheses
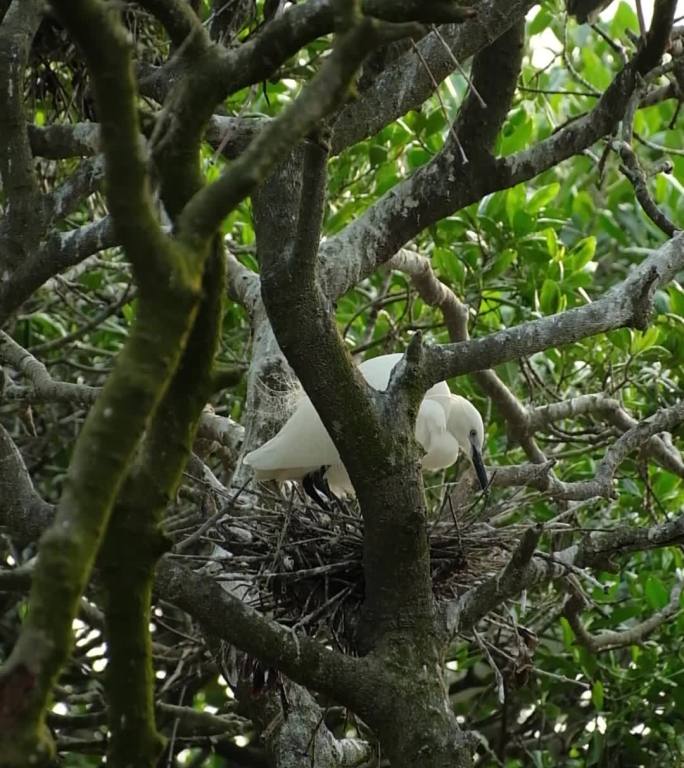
top-left (0, 425), bottom-right (54, 550)
top-left (331, 0), bottom-right (535, 153)
top-left (154, 557), bottom-right (368, 709)
top-left (427, 233), bottom-right (684, 385)
top-left (97, 245), bottom-right (225, 767)
top-left (546, 399), bottom-right (684, 500)
top-left (564, 580), bottom-right (683, 653)
top-left (0, 1), bottom-right (207, 761)
top-left (321, 1), bottom-right (676, 298)
top-left (177, 18), bottom-right (422, 244)
top-left (0, 0), bottom-right (45, 270)
top-left (448, 510), bottom-right (684, 633)
top-left (529, 394), bottom-right (684, 478)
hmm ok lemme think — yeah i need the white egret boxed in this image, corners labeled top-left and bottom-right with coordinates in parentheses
top-left (243, 353), bottom-right (487, 505)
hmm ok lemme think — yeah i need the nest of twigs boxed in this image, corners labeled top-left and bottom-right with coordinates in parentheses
top-left (174, 484), bottom-right (526, 651)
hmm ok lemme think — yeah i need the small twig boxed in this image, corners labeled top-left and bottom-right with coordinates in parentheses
top-left (430, 24), bottom-right (487, 108)
top-left (410, 39), bottom-right (468, 164)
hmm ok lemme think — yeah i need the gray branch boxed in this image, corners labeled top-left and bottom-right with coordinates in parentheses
top-left (564, 580), bottom-right (683, 653)
top-left (546, 400), bottom-right (684, 500)
top-left (427, 233), bottom-right (684, 384)
top-left (448, 510), bottom-right (684, 633)
top-left (0, 425), bottom-right (54, 549)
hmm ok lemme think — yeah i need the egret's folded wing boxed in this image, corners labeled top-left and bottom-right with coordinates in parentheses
top-left (243, 397), bottom-right (340, 477)
top-left (417, 397), bottom-right (460, 471)
top-left (415, 398), bottom-right (447, 451)
top-left (359, 353), bottom-right (450, 398)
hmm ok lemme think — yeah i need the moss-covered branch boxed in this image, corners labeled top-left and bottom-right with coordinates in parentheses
top-left (0, 0), bottom-right (45, 267)
top-left (136, 0), bottom-right (207, 50)
top-left (0, 2), bottom-right (207, 764)
top-left (98, 244), bottom-right (225, 768)
top-left (177, 17), bottom-right (422, 244)
top-left (48, 0), bottom-right (187, 291)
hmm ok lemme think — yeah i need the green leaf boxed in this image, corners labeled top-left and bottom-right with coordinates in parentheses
top-left (368, 144), bottom-right (387, 166)
top-left (567, 236), bottom-right (597, 272)
top-left (527, 183), bottom-right (560, 214)
top-left (645, 576), bottom-right (669, 610)
top-left (505, 184), bottom-right (526, 227)
top-left (632, 326), bottom-right (660, 354)
top-left (544, 227), bottom-right (559, 259)
top-left (484, 248), bottom-right (516, 279)
top-left (527, 6), bottom-right (552, 35)
top-left (540, 279), bottom-right (561, 314)
top-left (592, 680), bottom-right (604, 710)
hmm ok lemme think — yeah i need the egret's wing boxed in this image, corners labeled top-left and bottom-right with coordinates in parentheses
top-left (415, 398), bottom-right (447, 451)
top-left (417, 397), bottom-right (460, 471)
top-left (243, 397), bottom-right (340, 477)
top-left (359, 353), bottom-right (450, 398)
top-left (357, 353), bottom-right (403, 390)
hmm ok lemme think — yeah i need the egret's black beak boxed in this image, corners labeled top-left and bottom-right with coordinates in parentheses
top-left (471, 446), bottom-right (488, 491)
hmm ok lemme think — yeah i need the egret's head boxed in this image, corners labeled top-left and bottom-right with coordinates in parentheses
top-left (447, 396), bottom-right (488, 491)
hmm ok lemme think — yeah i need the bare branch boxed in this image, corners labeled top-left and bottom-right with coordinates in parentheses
top-left (0, 425), bottom-right (54, 550)
top-left (0, 331), bottom-right (99, 405)
top-left (547, 399), bottom-right (684, 500)
top-left (428, 233), bottom-right (684, 384)
top-left (0, 217), bottom-right (119, 323)
top-left (322, 1), bottom-right (676, 298)
top-left (27, 122), bottom-right (101, 159)
top-left (564, 580), bottom-right (683, 653)
top-left (449, 511), bottom-right (684, 634)
top-left (331, 0), bottom-right (536, 153)
top-left (177, 18), bottom-right (422, 243)
top-left (447, 525), bottom-right (544, 633)
top-left (530, 394), bottom-right (684, 478)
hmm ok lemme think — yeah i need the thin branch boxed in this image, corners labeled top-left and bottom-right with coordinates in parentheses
top-left (547, 399), bottom-right (684, 500)
top-left (0, 217), bottom-right (119, 324)
top-left (0, 425), bottom-right (54, 550)
top-left (617, 140), bottom-right (679, 236)
top-left (564, 580), bottom-right (683, 652)
top-left (447, 525), bottom-right (544, 633)
top-left (529, 393), bottom-right (684, 478)
top-left (448, 511), bottom-right (684, 633)
top-left (0, 0), bottom-right (45, 268)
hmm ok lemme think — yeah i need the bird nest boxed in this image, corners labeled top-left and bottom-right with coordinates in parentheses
top-left (187, 485), bottom-right (525, 650)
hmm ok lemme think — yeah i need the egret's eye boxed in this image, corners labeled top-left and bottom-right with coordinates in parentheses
top-left (469, 429), bottom-right (477, 439)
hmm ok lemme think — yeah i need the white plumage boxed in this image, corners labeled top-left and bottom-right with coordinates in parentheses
top-left (243, 353), bottom-right (487, 498)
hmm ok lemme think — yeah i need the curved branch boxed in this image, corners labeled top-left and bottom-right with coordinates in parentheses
top-left (530, 393), bottom-right (684, 478)
top-left (98, 245), bottom-right (225, 767)
top-left (321, 1), bottom-right (676, 298)
top-left (0, 217), bottom-right (118, 324)
top-left (0, 425), bottom-right (54, 550)
top-left (0, 1), bottom-right (205, 762)
top-left (564, 580), bottom-right (683, 653)
top-left (154, 557), bottom-right (368, 708)
top-left (449, 510), bottom-right (684, 633)
top-left (177, 18), bottom-right (421, 243)
top-left (547, 399), bottom-right (684, 500)
top-left (321, 17), bottom-right (525, 297)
